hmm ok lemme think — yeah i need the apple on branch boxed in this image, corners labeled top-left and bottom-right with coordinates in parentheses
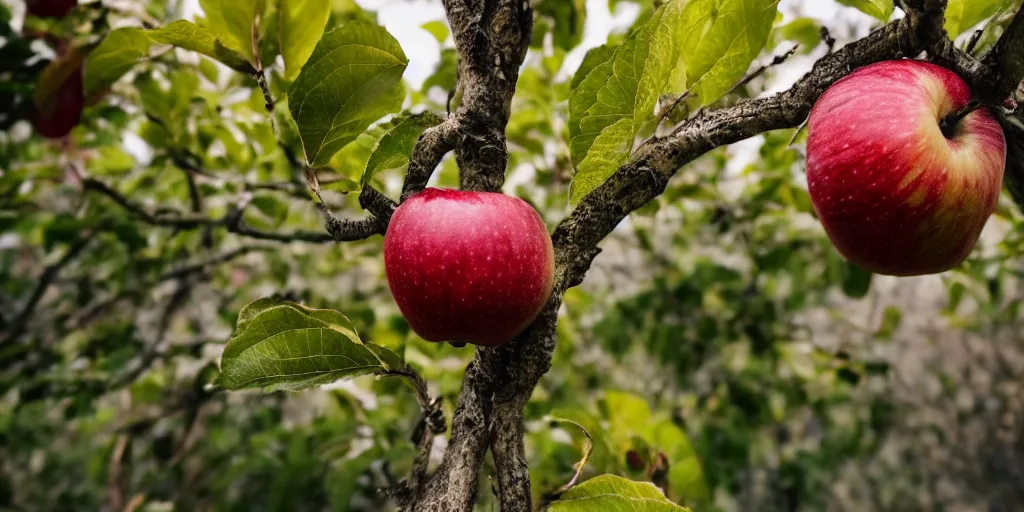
top-left (383, 188), bottom-right (555, 346)
top-left (806, 60), bottom-right (1006, 276)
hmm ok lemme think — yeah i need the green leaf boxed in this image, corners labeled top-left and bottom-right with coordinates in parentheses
top-left (235, 296), bottom-right (293, 335)
top-left (604, 390), bottom-right (653, 435)
top-left (570, 44), bottom-right (615, 90)
top-left (90, 146), bottom-right (136, 175)
top-left (218, 298), bottom-right (405, 391)
top-left (549, 474), bottom-right (690, 511)
top-left (288, 22), bottom-right (408, 167)
top-left (423, 48), bottom-right (457, 93)
top-left (841, 261), bottom-right (872, 299)
top-left (567, 9), bottom-right (665, 203)
top-left (649, 421), bottom-right (710, 508)
top-left (534, 0), bottom-right (587, 50)
top-left (83, 28), bottom-right (154, 99)
top-left (945, 0), bottom-right (1012, 37)
top-left (680, 0), bottom-right (780, 106)
top-left (550, 407), bottom-right (622, 473)
top-left (948, 281), bottom-right (968, 312)
top-left (568, 0), bottom-right (779, 203)
top-left (545, 413), bottom-right (596, 492)
top-left (198, 58), bottom-right (220, 83)
top-left (875, 306), bottom-right (902, 340)
top-left (322, 177), bottom-right (360, 193)
top-left (778, 18), bottom-right (821, 54)
top-left (148, 20), bottom-right (253, 71)
top-left (420, 20), bottom-right (449, 43)
top-left (362, 112), bottom-right (443, 185)
top-left (198, 0), bottom-right (267, 65)
top-left (251, 194), bottom-right (290, 226)
top-left (278, 0), bottom-right (332, 80)
top-left (835, 0), bottom-right (894, 21)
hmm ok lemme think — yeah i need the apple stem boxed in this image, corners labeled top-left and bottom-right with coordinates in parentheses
top-left (940, 100), bottom-right (986, 138)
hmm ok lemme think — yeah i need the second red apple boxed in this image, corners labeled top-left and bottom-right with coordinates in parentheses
top-left (806, 60), bottom-right (1006, 276)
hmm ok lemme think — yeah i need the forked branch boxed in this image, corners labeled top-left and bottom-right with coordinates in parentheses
top-left (394, 1), bottom-right (1024, 511)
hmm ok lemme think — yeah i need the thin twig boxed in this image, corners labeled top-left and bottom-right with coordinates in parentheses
top-left (732, 44), bottom-right (800, 93)
top-left (384, 366), bottom-right (444, 494)
top-left (359, 185), bottom-right (398, 222)
top-left (68, 245), bottom-right (269, 330)
top-left (657, 89), bottom-right (695, 126)
top-left (253, 69), bottom-right (275, 113)
top-left (1, 231), bottom-right (99, 345)
top-left (538, 417), bottom-right (594, 507)
top-left (83, 178), bottom-right (340, 243)
top-left (821, 27), bottom-right (836, 53)
top-left (108, 276), bottom-right (194, 389)
top-left (304, 169), bottom-right (388, 240)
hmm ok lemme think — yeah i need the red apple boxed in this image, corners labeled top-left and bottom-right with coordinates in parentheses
top-left (32, 62), bottom-right (84, 139)
top-left (806, 60), bottom-right (1006, 276)
top-left (383, 188), bottom-right (555, 346)
top-left (26, 0), bottom-right (77, 18)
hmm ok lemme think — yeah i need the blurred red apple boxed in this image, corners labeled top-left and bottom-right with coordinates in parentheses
top-left (32, 61), bottom-right (84, 139)
top-left (384, 188), bottom-right (555, 346)
top-left (26, 0), bottom-right (77, 18)
top-left (806, 60), bottom-right (1006, 276)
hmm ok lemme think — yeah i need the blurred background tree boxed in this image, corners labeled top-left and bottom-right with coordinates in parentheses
top-left (1, 0), bottom-right (1023, 511)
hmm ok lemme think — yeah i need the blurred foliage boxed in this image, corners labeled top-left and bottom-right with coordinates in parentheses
top-left (1, 0), bottom-right (1023, 511)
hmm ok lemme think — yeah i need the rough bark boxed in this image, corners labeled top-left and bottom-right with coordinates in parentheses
top-left (391, 0), bottom-right (1024, 511)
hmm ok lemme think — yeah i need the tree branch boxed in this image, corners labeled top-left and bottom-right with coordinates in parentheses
top-left (0, 231), bottom-right (98, 345)
top-left (319, 209), bottom-right (387, 242)
top-left (82, 178), bottom-right (368, 244)
top-left (358, 185), bottom-right (398, 224)
top-left (68, 245), bottom-right (271, 331)
top-left (404, 2), bottom-right (1024, 511)
top-left (442, 0), bottom-right (532, 192)
top-left (401, 118), bottom-right (459, 201)
top-left (401, 1), bottom-right (533, 510)
top-left (982, 4), bottom-right (1024, 101)
top-left (385, 367), bottom-right (445, 496)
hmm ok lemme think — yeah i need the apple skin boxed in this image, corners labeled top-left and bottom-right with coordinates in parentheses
top-left (26, 0), bottom-right (78, 18)
top-left (383, 188), bottom-right (555, 346)
top-left (32, 63), bottom-right (84, 139)
top-left (806, 60), bottom-right (1006, 276)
